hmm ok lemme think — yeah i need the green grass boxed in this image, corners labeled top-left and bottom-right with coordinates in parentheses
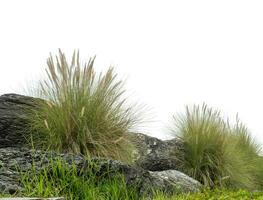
top-left (18, 158), bottom-right (140, 200)
top-left (26, 50), bottom-right (140, 163)
top-left (15, 157), bottom-right (263, 200)
top-left (4, 161), bottom-right (263, 200)
top-left (171, 104), bottom-right (262, 189)
top-left (4, 186), bottom-right (263, 200)
top-left (153, 189), bottom-right (263, 200)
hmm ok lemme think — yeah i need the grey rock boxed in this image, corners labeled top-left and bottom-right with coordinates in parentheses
top-left (0, 147), bottom-right (201, 198)
top-left (150, 170), bottom-right (202, 193)
top-left (0, 94), bottom-right (38, 148)
top-left (131, 133), bottom-right (183, 171)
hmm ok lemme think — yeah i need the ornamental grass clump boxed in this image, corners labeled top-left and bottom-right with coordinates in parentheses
top-left (172, 104), bottom-right (229, 187)
top-left (225, 121), bottom-right (262, 189)
top-left (172, 104), bottom-right (262, 189)
top-left (28, 50), bottom-right (139, 162)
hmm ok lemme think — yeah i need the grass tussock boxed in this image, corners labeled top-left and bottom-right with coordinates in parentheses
top-left (27, 50), bottom-right (140, 162)
top-left (172, 104), bottom-right (262, 189)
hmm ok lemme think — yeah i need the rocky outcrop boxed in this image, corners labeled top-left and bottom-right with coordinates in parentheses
top-left (0, 147), bottom-right (201, 198)
top-left (0, 93), bottom-right (201, 198)
top-left (0, 94), bottom-right (184, 172)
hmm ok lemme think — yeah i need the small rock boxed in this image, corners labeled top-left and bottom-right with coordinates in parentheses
top-left (131, 133), bottom-right (183, 171)
top-left (150, 170), bottom-right (202, 193)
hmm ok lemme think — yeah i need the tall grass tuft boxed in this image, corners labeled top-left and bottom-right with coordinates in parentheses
top-left (171, 104), bottom-right (262, 189)
top-left (27, 50), bottom-right (140, 162)
top-left (224, 120), bottom-right (262, 189)
top-left (172, 104), bottom-right (229, 187)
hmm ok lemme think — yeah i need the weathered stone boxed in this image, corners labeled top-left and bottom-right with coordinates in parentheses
top-left (150, 170), bottom-right (201, 193)
top-left (0, 94), bottom-right (38, 148)
top-left (0, 147), bottom-right (201, 198)
top-left (131, 133), bottom-right (183, 171)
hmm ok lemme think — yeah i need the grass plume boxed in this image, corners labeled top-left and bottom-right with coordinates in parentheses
top-left (27, 50), bottom-right (140, 162)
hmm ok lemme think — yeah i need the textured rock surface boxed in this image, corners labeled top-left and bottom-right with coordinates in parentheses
top-left (0, 94), bottom-right (37, 148)
top-left (150, 170), bottom-right (201, 193)
top-left (0, 148), bottom-right (201, 197)
top-left (131, 133), bottom-right (183, 171)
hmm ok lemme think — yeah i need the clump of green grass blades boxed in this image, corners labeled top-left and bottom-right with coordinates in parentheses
top-left (27, 50), bottom-right (140, 162)
top-left (19, 159), bottom-right (139, 200)
top-left (171, 104), bottom-right (263, 189)
top-left (153, 188), bottom-right (263, 200)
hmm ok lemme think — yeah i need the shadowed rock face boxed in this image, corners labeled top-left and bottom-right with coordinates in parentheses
top-left (0, 94), bottom-right (38, 148)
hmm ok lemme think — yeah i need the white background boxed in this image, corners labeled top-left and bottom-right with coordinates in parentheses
top-left (0, 1), bottom-right (263, 143)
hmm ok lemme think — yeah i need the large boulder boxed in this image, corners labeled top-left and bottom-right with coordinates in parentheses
top-left (0, 147), bottom-right (202, 198)
top-left (0, 94), bottom-right (38, 148)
